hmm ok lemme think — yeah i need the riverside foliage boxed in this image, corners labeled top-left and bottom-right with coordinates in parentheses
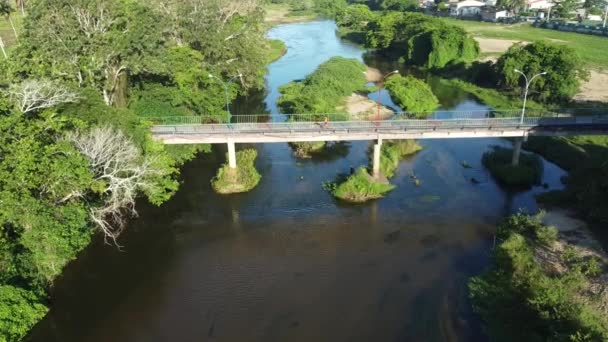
top-left (211, 149), bottom-right (262, 194)
top-left (0, 0), bottom-right (273, 340)
top-left (469, 213), bottom-right (608, 341)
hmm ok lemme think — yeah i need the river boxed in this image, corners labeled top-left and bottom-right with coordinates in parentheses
top-left (28, 20), bottom-right (567, 342)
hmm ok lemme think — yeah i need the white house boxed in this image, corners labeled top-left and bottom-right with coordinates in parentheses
top-left (450, 0), bottom-right (487, 17)
top-left (481, 7), bottom-right (509, 21)
top-left (527, 0), bottom-right (553, 10)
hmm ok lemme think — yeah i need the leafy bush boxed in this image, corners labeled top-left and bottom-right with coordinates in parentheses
top-left (384, 75), bottom-right (439, 115)
top-left (535, 225), bottom-right (558, 246)
top-left (328, 167), bottom-right (395, 202)
top-left (278, 57), bottom-right (367, 115)
top-left (482, 146), bottom-right (543, 187)
top-left (496, 41), bottom-right (589, 103)
top-left (0, 286), bottom-right (48, 342)
top-left (288, 141), bottom-right (326, 158)
top-left (211, 149), bottom-right (261, 194)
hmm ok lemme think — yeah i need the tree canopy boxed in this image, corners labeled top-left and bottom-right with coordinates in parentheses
top-left (383, 75), bottom-right (439, 115)
top-left (365, 12), bottom-right (479, 69)
top-left (496, 41), bottom-right (588, 103)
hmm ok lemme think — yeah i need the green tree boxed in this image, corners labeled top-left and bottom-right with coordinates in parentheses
top-left (553, 0), bottom-right (580, 18)
top-left (337, 4), bottom-right (375, 30)
top-left (496, 41), bottom-right (589, 103)
top-left (366, 12), bottom-right (479, 68)
top-left (0, 286), bottom-right (49, 342)
top-left (379, 0), bottom-right (419, 11)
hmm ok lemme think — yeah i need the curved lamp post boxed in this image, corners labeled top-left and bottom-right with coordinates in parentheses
top-left (514, 69), bottom-right (547, 124)
top-left (376, 70), bottom-right (399, 121)
top-left (209, 73), bottom-right (243, 124)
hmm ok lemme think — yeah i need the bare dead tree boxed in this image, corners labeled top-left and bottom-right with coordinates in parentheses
top-left (66, 126), bottom-right (165, 244)
top-left (9, 79), bottom-right (80, 113)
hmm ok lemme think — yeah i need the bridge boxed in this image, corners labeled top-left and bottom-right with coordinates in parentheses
top-left (149, 111), bottom-right (608, 178)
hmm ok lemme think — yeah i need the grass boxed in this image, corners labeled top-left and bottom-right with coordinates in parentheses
top-left (211, 149), bottom-right (261, 194)
top-left (440, 78), bottom-right (547, 112)
top-left (482, 146), bottom-right (543, 188)
top-left (327, 167), bottom-right (395, 203)
top-left (440, 19), bottom-right (608, 69)
top-left (264, 3), bottom-right (317, 26)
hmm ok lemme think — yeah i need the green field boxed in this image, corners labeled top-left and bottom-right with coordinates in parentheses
top-left (0, 14), bottom-right (22, 48)
top-left (441, 19), bottom-right (608, 69)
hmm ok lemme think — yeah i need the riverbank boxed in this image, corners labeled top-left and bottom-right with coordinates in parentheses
top-left (470, 211), bottom-right (608, 340)
top-left (264, 4), bottom-right (317, 26)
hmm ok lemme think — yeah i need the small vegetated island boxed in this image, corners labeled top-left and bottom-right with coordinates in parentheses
top-left (211, 149), bottom-right (262, 194)
top-left (326, 140), bottom-right (423, 203)
top-left (277, 56), bottom-right (368, 157)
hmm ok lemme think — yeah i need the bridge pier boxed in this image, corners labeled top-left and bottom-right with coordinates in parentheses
top-left (511, 137), bottom-right (523, 167)
top-left (372, 139), bottom-right (383, 179)
top-left (227, 139), bottom-right (237, 169)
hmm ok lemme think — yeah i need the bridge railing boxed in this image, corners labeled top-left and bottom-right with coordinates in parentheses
top-left (146, 109), bottom-right (574, 126)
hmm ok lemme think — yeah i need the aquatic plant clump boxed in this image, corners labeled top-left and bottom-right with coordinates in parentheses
top-left (482, 146), bottom-right (543, 188)
top-left (211, 149), bottom-right (261, 194)
top-left (379, 140), bottom-right (423, 178)
top-left (288, 141), bottom-right (326, 158)
top-left (327, 167), bottom-right (395, 203)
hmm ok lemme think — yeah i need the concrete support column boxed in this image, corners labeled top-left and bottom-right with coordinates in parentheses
top-left (511, 137), bottom-right (523, 167)
top-left (372, 139), bottom-right (383, 179)
top-left (227, 139), bottom-right (237, 169)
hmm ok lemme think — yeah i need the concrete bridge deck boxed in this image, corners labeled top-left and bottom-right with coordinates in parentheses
top-left (149, 113), bottom-right (608, 176)
top-left (151, 116), bottom-right (608, 144)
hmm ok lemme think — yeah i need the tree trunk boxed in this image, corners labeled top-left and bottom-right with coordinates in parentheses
top-left (8, 16), bottom-right (17, 40)
top-left (112, 72), bottom-right (129, 108)
top-left (0, 36), bottom-right (7, 59)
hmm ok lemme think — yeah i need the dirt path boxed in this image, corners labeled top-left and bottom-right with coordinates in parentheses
top-left (475, 37), bottom-right (525, 54)
top-left (574, 70), bottom-right (608, 103)
top-left (339, 93), bottom-right (394, 120)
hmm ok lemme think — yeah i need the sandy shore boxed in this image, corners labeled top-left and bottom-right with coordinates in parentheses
top-left (339, 93), bottom-right (395, 120)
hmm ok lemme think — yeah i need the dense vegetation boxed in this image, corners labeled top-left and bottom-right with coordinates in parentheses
top-left (469, 213), bottom-right (608, 341)
top-left (365, 12), bottom-right (480, 69)
top-left (0, 0), bottom-right (273, 340)
top-left (384, 75), bottom-right (439, 115)
top-left (211, 149), bottom-right (262, 194)
top-left (496, 42), bottom-right (589, 103)
top-left (277, 57), bottom-right (367, 115)
top-left (482, 146), bottom-right (543, 187)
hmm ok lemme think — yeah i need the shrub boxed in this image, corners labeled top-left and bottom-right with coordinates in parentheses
top-left (535, 225), bottom-right (558, 246)
top-left (288, 141), bottom-right (326, 158)
top-left (482, 146), bottom-right (543, 187)
top-left (211, 149), bottom-right (261, 194)
top-left (384, 75), bottom-right (439, 115)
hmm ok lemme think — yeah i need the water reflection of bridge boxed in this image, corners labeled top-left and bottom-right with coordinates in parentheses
top-left (149, 111), bottom-right (608, 178)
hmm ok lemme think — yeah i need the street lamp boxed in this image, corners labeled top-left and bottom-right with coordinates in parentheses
top-left (376, 70), bottom-right (399, 121)
top-left (208, 73), bottom-right (243, 124)
top-left (514, 69), bottom-right (547, 124)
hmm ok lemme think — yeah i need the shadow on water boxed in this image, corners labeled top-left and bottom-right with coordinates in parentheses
top-left (29, 20), bottom-right (570, 342)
